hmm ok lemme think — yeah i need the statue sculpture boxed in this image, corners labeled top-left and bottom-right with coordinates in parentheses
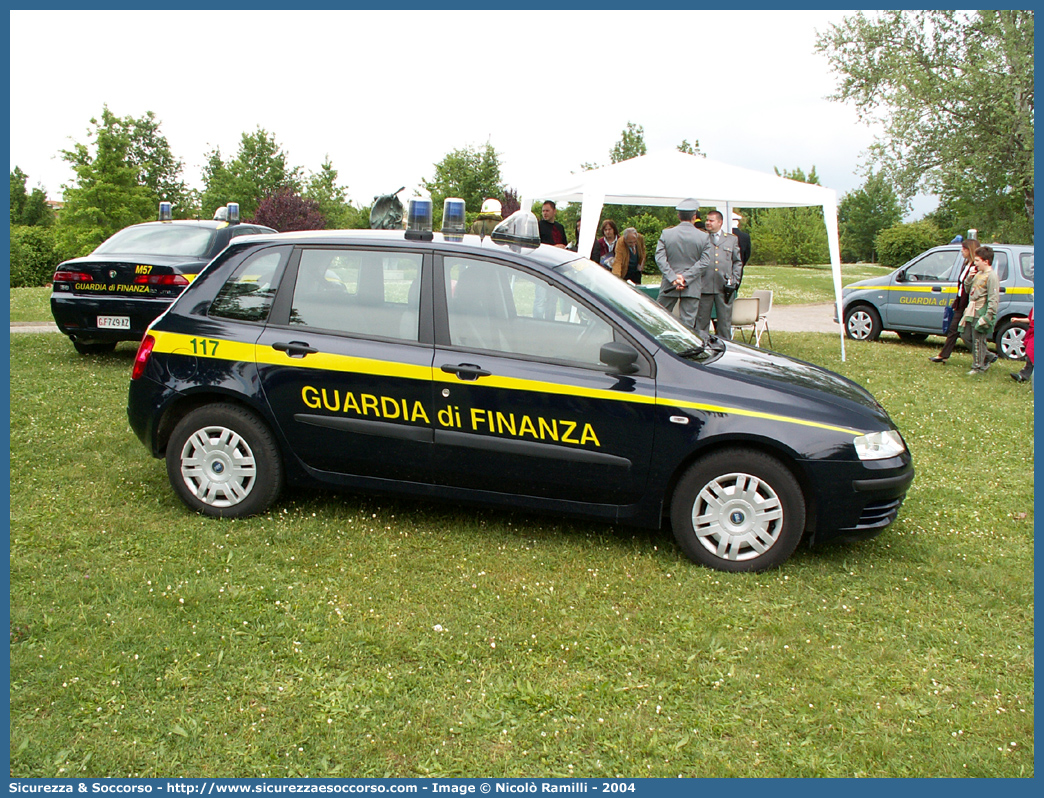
top-left (369, 187), bottom-right (406, 229)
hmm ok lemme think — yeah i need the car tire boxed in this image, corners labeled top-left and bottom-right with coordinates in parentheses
top-left (995, 319), bottom-right (1027, 360)
top-left (897, 332), bottom-right (929, 342)
top-left (670, 449), bottom-right (806, 572)
top-left (844, 305), bottom-right (882, 341)
top-left (166, 403), bottom-right (283, 518)
top-left (73, 340), bottom-right (118, 355)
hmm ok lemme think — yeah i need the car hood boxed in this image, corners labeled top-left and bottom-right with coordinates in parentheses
top-left (843, 274), bottom-right (891, 293)
top-left (694, 341), bottom-right (895, 431)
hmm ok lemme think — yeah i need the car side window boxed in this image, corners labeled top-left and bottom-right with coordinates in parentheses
top-left (1020, 252), bottom-right (1034, 281)
top-left (210, 248), bottom-right (288, 323)
top-left (905, 251), bottom-right (958, 282)
top-left (444, 256), bottom-right (614, 366)
top-left (289, 248), bottom-right (422, 341)
top-left (993, 251), bottom-right (1009, 282)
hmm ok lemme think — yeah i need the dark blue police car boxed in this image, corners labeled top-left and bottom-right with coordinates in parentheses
top-left (127, 210), bottom-right (914, 571)
top-left (51, 203), bottom-right (275, 354)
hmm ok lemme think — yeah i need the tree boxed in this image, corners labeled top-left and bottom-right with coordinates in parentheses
top-left (10, 167), bottom-right (54, 227)
top-left (677, 139), bottom-right (705, 157)
top-left (746, 167), bottom-right (830, 266)
top-left (201, 128), bottom-right (302, 220)
top-left (816, 10), bottom-right (1034, 240)
top-left (838, 172), bottom-right (903, 262)
top-left (421, 142), bottom-right (504, 227)
top-left (252, 188), bottom-right (325, 232)
top-left (125, 111), bottom-right (190, 212)
top-left (57, 106), bottom-right (160, 256)
top-left (500, 187), bottom-right (521, 218)
top-left (304, 156), bottom-right (355, 229)
top-left (610, 121), bottom-right (647, 164)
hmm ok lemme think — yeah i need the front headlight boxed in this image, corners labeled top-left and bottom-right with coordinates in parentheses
top-left (853, 429), bottom-right (906, 461)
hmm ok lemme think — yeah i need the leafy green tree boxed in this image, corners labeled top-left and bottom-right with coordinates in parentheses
top-left (10, 167), bottom-right (54, 227)
top-left (874, 220), bottom-right (945, 268)
top-left (56, 106), bottom-right (160, 256)
top-left (610, 121), bottom-right (647, 164)
top-left (676, 139), bottom-right (704, 157)
top-left (304, 157), bottom-right (355, 229)
top-left (838, 172), bottom-right (903, 262)
top-left (125, 111), bottom-right (190, 212)
top-left (201, 128), bottom-right (302, 220)
top-left (421, 142), bottom-right (504, 227)
top-left (817, 10), bottom-right (1034, 239)
top-left (746, 167), bottom-right (830, 266)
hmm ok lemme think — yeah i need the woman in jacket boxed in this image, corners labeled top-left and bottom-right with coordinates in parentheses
top-left (930, 238), bottom-right (981, 363)
top-left (590, 220), bottom-right (620, 268)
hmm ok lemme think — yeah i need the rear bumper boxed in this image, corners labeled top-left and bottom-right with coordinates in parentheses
top-left (51, 293), bottom-right (174, 343)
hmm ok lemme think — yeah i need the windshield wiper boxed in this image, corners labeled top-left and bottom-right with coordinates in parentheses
top-left (676, 346), bottom-right (706, 359)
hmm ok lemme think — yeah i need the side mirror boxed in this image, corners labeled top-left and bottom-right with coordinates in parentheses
top-left (895, 270), bottom-right (907, 283)
top-left (600, 341), bottom-right (640, 374)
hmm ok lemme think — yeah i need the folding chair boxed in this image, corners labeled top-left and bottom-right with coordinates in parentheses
top-left (730, 297), bottom-right (760, 345)
top-left (751, 289), bottom-right (773, 348)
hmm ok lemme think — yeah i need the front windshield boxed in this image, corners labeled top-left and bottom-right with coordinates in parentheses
top-left (555, 257), bottom-right (706, 355)
top-left (94, 224), bottom-right (216, 257)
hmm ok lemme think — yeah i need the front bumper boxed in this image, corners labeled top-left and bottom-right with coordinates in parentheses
top-left (803, 454), bottom-right (914, 544)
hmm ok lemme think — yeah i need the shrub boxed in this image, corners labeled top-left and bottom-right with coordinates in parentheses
top-left (874, 220), bottom-right (945, 268)
top-left (747, 207), bottom-right (830, 266)
top-left (9, 225), bottom-right (62, 287)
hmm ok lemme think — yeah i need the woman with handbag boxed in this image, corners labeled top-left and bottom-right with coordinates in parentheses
top-left (590, 220), bottom-right (620, 269)
top-left (930, 238), bottom-right (981, 363)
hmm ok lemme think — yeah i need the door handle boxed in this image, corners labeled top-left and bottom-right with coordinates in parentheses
top-left (441, 363), bottom-right (492, 381)
top-left (931, 286), bottom-right (942, 292)
top-left (272, 340), bottom-right (319, 358)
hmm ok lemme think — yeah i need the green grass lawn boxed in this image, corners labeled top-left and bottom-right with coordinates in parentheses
top-left (638, 262), bottom-right (887, 306)
top-left (8, 330), bottom-right (1033, 778)
top-left (10, 285), bottom-right (52, 322)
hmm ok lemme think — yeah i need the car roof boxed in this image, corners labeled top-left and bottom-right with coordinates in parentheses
top-left (228, 228), bottom-right (584, 268)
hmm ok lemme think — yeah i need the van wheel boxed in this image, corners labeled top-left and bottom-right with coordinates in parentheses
top-left (670, 449), bottom-right (806, 572)
top-left (844, 305), bottom-right (882, 341)
top-left (166, 404), bottom-right (283, 518)
top-left (995, 320), bottom-right (1027, 360)
top-left (73, 340), bottom-right (117, 355)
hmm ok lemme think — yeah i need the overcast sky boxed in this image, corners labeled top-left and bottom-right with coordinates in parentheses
top-left (8, 9), bottom-right (932, 218)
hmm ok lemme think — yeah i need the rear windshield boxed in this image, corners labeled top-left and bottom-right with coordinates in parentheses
top-left (94, 224), bottom-right (216, 257)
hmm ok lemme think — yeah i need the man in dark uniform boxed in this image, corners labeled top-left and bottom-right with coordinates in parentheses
top-left (655, 198), bottom-right (711, 329)
top-left (538, 200), bottom-right (567, 247)
top-left (731, 211), bottom-right (752, 266)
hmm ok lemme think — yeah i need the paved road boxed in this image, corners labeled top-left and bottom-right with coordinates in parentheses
top-left (10, 303), bottom-right (843, 336)
top-left (765, 302), bottom-right (840, 334)
top-left (9, 321), bottom-right (60, 334)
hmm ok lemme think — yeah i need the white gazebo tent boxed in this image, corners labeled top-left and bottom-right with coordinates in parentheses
top-left (529, 150), bottom-right (846, 359)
